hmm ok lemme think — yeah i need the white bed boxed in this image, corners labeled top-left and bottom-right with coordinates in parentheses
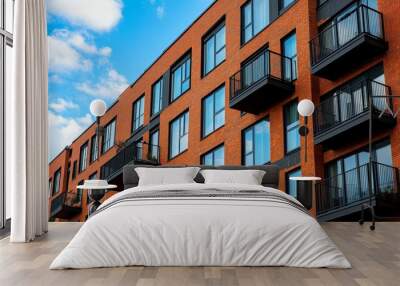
top-left (50, 182), bottom-right (351, 269)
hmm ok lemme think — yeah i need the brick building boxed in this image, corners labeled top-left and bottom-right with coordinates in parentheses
top-left (48, 0), bottom-right (400, 222)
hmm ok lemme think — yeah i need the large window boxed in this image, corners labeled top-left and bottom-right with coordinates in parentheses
top-left (284, 100), bottom-right (300, 153)
top-left (286, 168), bottom-right (301, 198)
top-left (282, 32), bottom-right (297, 80)
top-left (203, 22), bottom-right (226, 75)
top-left (132, 96), bottom-right (145, 132)
top-left (149, 129), bottom-right (160, 161)
top-left (1, 0), bottom-right (14, 229)
top-left (279, 0), bottom-right (295, 11)
top-left (90, 134), bottom-right (98, 163)
top-left (52, 169), bottom-right (61, 196)
top-left (79, 142), bottom-right (89, 172)
top-left (151, 78), bottom-right (163, 116)
top-left (201, 145), bottom-right (224, 166)
top-left (242, 0), bottom-right (270, 44)
top-left (326, 140), bottom-right (392, 203)
top-left (202, 85), bottom-right (225, 137)
top-left (102, 119), bottom-right (116, 153)
top-left (169, 111), bottom-right (189, 158)
top-left (243, 119), bottom-right (270, 166)
top-left (171, 54), bottom-right (191, 101)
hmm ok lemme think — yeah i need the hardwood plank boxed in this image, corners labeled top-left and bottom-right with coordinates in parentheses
top-left (0, 222), bottom-right (399, 286)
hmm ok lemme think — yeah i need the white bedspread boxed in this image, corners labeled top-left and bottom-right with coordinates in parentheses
top-left (50, 183), bottom-right (351, 269)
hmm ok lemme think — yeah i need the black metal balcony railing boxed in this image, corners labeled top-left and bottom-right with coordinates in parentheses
top-left (313, 80), bottom-right (392, 135)
top-left (50, 191), bottom-right (83, 218)
top-left (310, 5), bottom-right (384, 66)
top-left (101, 141), bottom-right (160, 180)
top-left (230, 49), bottom-right (294, 101)
top-left (315, 162), bottom-right (399, 217)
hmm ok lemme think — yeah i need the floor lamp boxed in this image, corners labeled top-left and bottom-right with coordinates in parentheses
top-left (297, 99), bottom-right (315, 162)
top-left (360, 91), bottom-right (400, 230)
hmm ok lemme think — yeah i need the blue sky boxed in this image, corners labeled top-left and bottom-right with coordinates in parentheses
top-left (47, 0), bottom-right (214, 160)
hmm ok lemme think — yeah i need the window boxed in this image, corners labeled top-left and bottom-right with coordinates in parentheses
top-left (79, 142), bottom-right (89, 172)
top-left (90, 134), bottom-right (98, 162)
top-left (243, 119), bottom-right (270, 166)
top-left (286, 168), bottom-right (301, 198)
top-left (52, 169), bottom-right (61, 196)
top-left (282, 32), bottom-right (297, 80)
top-left (1, 0), bottom-right (15, 229)
top-left (149, 129), bottom-right (160, 161)
top-left (203, 22), bottom-right (226, 75)
top-left (89, 172), bottom-right (97, 180)
top-left (102, 119), bottom-right (116, 153)
top-left (242, 0), bottom-right (270, 44)
top-left (279, 0), bottom-right (295, 11)
top-left (171, 54), bottom-right (191, 101)
top-left (201, 145), bottom-right (224, 166)
top-left (202, 85), bottom-right (225, 137)
top-left (48, 179), bottom-right (52, 198)
top-left (325, 140), bottom-right (392, 203)
top-left (87, 173), bottom-right (97, 204)
top-left (284, 101), bottom-right (300, 153)
top-left (151, 78), bottom-right (163, 116)
top-left (72, 160), bottom-right (77, 180)
top-left (132, 96), bottom-right (145, 132)
top-left (66, 162), bottom-right (70, 192)
top-left (169, 111), bottom-right (189, 158)
top-left (135, 139), bottom-right (143, 160)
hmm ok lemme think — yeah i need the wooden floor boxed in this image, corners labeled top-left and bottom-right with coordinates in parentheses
top-left (0, 222), bottom-right (399, 286)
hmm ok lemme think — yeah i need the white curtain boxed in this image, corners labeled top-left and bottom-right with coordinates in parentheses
top-left (7, 0), bottom-right (48, 242)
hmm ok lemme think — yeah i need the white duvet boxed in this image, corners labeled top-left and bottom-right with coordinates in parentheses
top-left (50, 183), bottom-right (351, 269)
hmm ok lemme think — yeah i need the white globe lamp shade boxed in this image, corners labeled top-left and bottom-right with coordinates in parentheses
top-left (297, 99), bottom-right (315, 117)
top-left (90, 99), bottom-right (107, 117)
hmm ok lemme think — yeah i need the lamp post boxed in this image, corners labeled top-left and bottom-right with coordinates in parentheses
top-left (297, 99), bottom-right (315, 162)
top-left (90, 99), bottom-right (107, 161)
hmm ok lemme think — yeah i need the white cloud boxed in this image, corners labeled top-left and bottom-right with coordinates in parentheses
top-left (76, 69), bottom-right (128, 99)
top-left (48, 35), bottom-right (93, 72)
top-left (52, 29), bottom-right (112, 57)
top-left (49, 74), bottom-right (64, 84)
top-left (48, 112), bottom-right (93, 160)
top-left (156, 6), bottom-right (165, 19)
top-left (49, 98), bottom-right (79, 112)
top-left (47, 0), bottom-right (123, 32)
top-left (148, 0), bottom-right (165, 19)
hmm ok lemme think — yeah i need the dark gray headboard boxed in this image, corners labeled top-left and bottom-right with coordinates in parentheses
top-left (123, 164), bottom-right (280, 189)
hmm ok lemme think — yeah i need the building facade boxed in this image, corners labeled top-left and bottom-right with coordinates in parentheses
top-left (48, 0), bottom-right (400, 222)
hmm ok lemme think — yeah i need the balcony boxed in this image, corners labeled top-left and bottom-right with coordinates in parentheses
top-left (101, 141), bottom-right (160, 182)
top-left (310, 5), bottom-right (388, 79)
top-left (50, 191), bottom-right (82, 219)
top-left (229, 49), bottom-right (295, 114)
top-left (313, 80), bottom-right (396, 148)
top-left (316, 162), bottom-right (400, 221)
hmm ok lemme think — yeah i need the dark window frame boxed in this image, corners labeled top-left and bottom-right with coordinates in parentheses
top-left (72, 160), bottom-right (77, 180)
top-left (283, 99), bottom-right (300, 154)
top-left (132, 95), bottom-right (145, 133)
top-left (79, 141), bottom-right (89, 173)
top-left (52, 168), bottom-right (62, 196)
top-left (281, 30), bottom-right (298, 80)
top-left (168, 110), bottom-right (189, 159)
top-left (201, 144), bottom-right (225, 166)
top-left (241, 117), bottom-right (271, 166)
top-left (90, 134), bottom-right (98, 163)
top-left (170, 52), bottom-right (191, 102)
top-left (286, 167), bottom-right (302, 198)
top-left (102, 117), bottom-right (117, 154)
top-left (151, 77), bottom-right (163, 116)
top-left (149, 127), bottom-right (160, 161)
top-left (202, 18), bottom-right (226, 77)
top-left (201, 84), bottom-right (225, 138)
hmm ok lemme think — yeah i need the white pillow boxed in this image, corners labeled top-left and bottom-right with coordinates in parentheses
top-left (200, 169), bottom-right (266, 185)
top-left (135, 167), bottom-right (201, 186)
